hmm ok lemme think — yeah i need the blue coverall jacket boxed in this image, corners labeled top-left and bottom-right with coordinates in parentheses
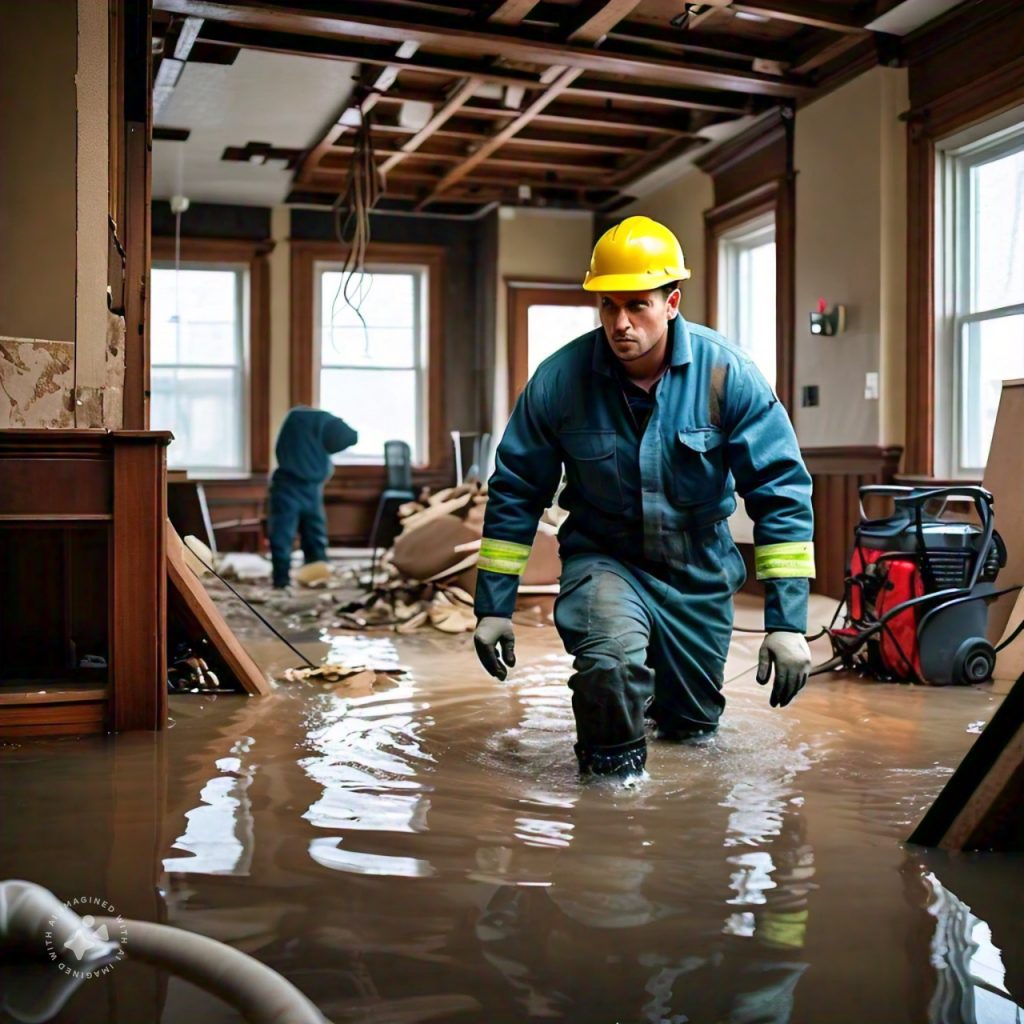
top-left (474, 315), bottom-right (815, 632)
top-left (268, 407), bottom-right (358, 587)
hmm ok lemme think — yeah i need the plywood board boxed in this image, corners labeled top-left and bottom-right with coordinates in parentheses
top-left (908, 672), bottom-right (1024, 851)
top-left (166, 521), bottom-right (271, 696)
top-left (983, 379), bottom-right (1024, 644)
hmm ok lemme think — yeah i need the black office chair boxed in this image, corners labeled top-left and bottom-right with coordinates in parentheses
top-left (367, 440), bottom-right (417, 586)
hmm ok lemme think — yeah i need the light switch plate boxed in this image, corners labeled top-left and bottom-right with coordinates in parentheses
top-left (865, 371), bottom-right (879, 400)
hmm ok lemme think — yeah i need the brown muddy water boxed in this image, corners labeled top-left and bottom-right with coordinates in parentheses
top-left (1, 594), bottom-right (1022, 1024)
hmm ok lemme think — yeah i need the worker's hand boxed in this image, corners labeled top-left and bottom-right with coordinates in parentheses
top-left (474, 616), bottom-right (516, 681)
top-left (757, 631), bottom-right (812, 708)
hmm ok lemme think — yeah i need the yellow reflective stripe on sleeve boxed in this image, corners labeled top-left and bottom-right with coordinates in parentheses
top-left (479, 538), bottom-right (532, 576)
top-left (755, 541), bottom-right (816, 580)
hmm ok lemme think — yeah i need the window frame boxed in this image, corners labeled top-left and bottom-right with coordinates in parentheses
top-left (716, 212), bottom-right (777, 387)
top-left (934, 112), bottom-right (1024, 477)
top-left (150, 237), bottom-right (272, 476)
top-left (290, 240), bottom-right (446, 475)
top-left (313, 259), bottom-right (430, 466)
top-left (705, 184), bottom-right (794, 412)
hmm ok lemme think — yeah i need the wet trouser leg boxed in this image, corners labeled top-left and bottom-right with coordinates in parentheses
top-left (268, 480), bottom-right (302, 588)
top-left (554, 556), bottom-right (654, 777)
top-left (644, 525), bottom-right (740, 737)
top-left (298, 486), bottom-right (329, 565)
top-left (555, 543), bottom-right (739, 775)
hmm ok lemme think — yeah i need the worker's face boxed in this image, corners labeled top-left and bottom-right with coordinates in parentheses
top-left (598, 288), bottom-right (680, 362)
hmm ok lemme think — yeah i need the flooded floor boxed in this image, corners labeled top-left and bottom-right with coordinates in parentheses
top-left (2, 592), bottom-right (1022, 1024)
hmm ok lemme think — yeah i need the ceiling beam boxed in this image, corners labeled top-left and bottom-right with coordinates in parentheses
top-left (486, 0), bottom-right (542, 25)
top-left (788, 30), bottom-right (872, 75)
top-left (568, 77), bottom-right (757, 114)
top-left (375, 92), bottom-right (703, 135)
top-left (153, 0), bottom-right (813, 98)
top-left (565, 0), bottom-right (645, 44)
top-left (378, 77), bottom-right (480, 175)
top-left (173, 15), bottom-right (204, 58)
top-left (198, 21), bottom-right (541, 87)
top-left (415, 66), bottom-right (584, 208)
top-left (729, 0), bottom-right (870, 33)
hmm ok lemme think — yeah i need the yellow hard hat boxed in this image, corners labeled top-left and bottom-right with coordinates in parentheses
top-left (582, 215), bottom-right (690, 292)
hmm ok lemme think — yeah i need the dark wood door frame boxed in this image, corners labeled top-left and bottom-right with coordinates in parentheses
top-left (506, 279), bottom-right (593, 409)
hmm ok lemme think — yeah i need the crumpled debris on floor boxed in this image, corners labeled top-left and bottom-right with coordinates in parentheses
top-left (279, 662), bottom-right (409, 690)
top-left (334, 583), bottom-right (476, 634)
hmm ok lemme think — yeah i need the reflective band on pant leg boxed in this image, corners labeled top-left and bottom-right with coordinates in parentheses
top-left (479, 537), bottom-right (532, 576)
top-left (755, 542), bottom-right (816, 579)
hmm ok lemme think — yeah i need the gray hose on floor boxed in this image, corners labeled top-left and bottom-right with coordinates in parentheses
top-left (0, 880), bottom-right (328, 1024)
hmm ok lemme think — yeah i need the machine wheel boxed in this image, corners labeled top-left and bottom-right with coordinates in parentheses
top-left (952, 638), bottom-right (996, 685)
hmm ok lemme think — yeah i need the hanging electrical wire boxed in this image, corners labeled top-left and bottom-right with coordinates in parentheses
top-left (329, 107), bottom-right (384, 355)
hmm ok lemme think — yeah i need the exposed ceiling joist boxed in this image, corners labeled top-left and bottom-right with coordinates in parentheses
top-left (415, 65), bottom-right (583, 208)
top-left (153, 0), bottom-right (813, 98)
top-left (198, 21), bottom-right (541, 86)
top-left (173, 15), bottom-right (205, 58)
top-left (568, 78), bottom-right (757, 114)
top-left (486, 0), bottom-right (543, 25)
top-left (378, 77), bottom-right (479, 174)
top-left (565, 0), bottom-right (644, 43)
top-left (730, 0), bottom-right (870, 33)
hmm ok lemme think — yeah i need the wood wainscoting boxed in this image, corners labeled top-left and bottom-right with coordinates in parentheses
top-left (804, 445), bottom-right (903, 598)
top-left (737, 445), bottom-right (903, 602)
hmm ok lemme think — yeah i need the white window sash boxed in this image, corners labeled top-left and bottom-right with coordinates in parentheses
top-left (313, 262), bottom-right (429, 465)
top-left (150, 262), bottom-right (250, 475)
top-left (936, 118), bottom-right (1024, 477)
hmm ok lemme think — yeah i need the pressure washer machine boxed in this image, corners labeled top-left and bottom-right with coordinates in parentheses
top-left (826, 486), bottom-right (1011, 685)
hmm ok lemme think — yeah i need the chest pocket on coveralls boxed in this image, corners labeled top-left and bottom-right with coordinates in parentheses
top-left (560, 430), bottom-right (625, 515)
top-left (673, 426), bottom-right (726, 507)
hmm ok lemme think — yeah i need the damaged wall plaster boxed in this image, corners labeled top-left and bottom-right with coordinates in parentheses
top-left (0, 339), bottom-right (75, 428)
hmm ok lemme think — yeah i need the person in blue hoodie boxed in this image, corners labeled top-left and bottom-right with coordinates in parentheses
top-left (268, 406), bottom-right (358, 589)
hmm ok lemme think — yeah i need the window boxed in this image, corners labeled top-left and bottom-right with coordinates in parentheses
top-left (937, 115), bottom-right (1024, 476)
top-left (717, 214), bottom-right (777, 388)
top-left (151, 263), bottom-right (249, 474)
top-left (314, 262), bottom-right (429, 464)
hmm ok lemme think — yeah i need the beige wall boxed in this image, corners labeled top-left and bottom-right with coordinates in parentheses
top-left (493, 207), bottom-right (594, 430)
top-left (793, 66), bottom-right (908, 447)
top-left (0, 0), bottom-right (116, 429)
top-left (619, 167), bottom-right (714, 325)
top-left (0, 2), bottom-right (77, 343)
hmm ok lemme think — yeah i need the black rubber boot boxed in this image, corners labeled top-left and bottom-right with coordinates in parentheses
top-left (575, 737), bottom-right (647, 780)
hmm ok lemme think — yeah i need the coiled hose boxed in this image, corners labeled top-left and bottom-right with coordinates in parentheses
top-left (0, 880), bottom-right (329, 1024)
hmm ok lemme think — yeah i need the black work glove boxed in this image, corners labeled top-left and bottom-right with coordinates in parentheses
top-left (474, 616), bottom-right (516, 681)
top-left (757, 631), bottom-right (812, 708)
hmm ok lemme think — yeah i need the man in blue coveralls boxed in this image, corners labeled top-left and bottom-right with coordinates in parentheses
top-left (473, 216), bottom-right (815, 779)
top-left (269, 406), bottom-right (358, 589)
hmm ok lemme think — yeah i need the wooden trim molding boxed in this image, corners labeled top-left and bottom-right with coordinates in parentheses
top-left (152, 236), bottom-right (274, 473)
top-left (289, 240), bottom-right (447, 474)
top-left (699, 108), bottom-right (795, 413)
top-left (903, 2), bottom-right (1024, 475)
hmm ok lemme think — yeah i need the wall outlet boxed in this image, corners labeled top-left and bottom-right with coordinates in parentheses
top-left (864, 372), bottom-right (879, 400)
top-left (801, 385), bottom-right (819, 407)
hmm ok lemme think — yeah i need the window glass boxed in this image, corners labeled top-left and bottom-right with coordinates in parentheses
top-left (150, 265), bottom-right (247, 473)
top-left (527, 304), bottom-right (600, 378)
top-left (718, 217), bottom-right (776, 387)
top-left (315, 266), bottom-right (427, 463)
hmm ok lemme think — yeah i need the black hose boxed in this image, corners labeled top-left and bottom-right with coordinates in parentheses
top-left (188, 549), bottom-right (317, 669)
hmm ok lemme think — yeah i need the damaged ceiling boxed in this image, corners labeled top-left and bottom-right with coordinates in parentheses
top-left (151, 0), bottom-right (964, 213)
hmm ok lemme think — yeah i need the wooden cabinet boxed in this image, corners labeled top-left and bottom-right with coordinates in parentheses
top-left (0, 430), bottom-right (171, 736)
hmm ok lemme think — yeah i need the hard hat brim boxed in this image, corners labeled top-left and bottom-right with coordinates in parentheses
top-left (582, 268), bottom-right (691, 292)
